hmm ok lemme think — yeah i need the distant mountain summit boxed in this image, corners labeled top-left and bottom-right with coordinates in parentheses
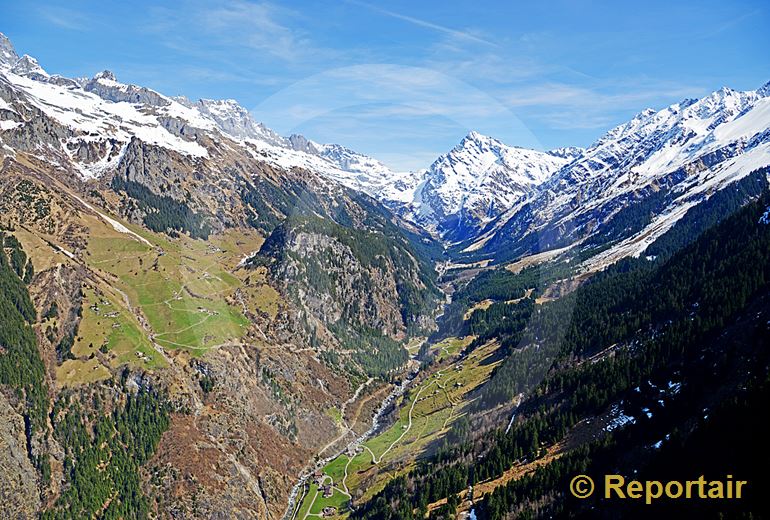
top-left (402, 131), bottom-right (577, 241)
top-left (0, 32), bottom-right (18, 66)
top-left (315, 131), bottom-right (587, 243)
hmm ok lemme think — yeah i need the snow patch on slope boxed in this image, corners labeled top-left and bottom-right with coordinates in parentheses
top-left (72, 192), bottom-right (153, 246)
top-left (582, 141), bottom-right (770, 272)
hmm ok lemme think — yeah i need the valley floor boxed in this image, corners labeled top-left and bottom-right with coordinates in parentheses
top-left (292, 336), bottom-right (503, 519)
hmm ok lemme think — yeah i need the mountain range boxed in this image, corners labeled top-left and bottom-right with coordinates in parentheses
top-left (4, 30), bottom-right (768, 268)
top-left (1, 29), bottom-right (770, 520)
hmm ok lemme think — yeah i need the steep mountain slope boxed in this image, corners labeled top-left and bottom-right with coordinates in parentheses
top-left (353, 188), bottom-right (770, 520)
top-left (0, 33), bottom-right (441, 519)
top-left (465, 81), bottom-right (770, 265)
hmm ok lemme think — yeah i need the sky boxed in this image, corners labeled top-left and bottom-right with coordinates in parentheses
top-left (2, 0), bottom-right (769, 170)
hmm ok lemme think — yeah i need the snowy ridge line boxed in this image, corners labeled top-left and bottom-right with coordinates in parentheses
top-left (470, 80), bottom-right (770, 260)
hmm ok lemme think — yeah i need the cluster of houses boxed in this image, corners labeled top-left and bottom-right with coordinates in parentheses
top-left (311, 471), bottom-right (335, 497)
top-left (311, 470), bottom-right (342, 517)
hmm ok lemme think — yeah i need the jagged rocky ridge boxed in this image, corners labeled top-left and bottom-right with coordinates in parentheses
top-left (401, 131), bottom-right (581, 242)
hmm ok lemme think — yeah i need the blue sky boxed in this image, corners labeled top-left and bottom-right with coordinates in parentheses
top-left (2, 0), bottom-right (768, 170)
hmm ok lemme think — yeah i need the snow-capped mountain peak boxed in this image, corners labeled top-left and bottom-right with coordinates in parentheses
top-left (10, 54), bottom-right (48, 79)
top-left (0, 32), bottom-right (17, 67)
top-left (757, 81), bottom-right (770, 97)
top-left (93, 69), bottom-right (117, 82)
top-left (470, 80), bottom-right (770, 266)
top-left (547, 146), bottom-right (584, 161)
top-left (193, 97), bottom-right (286, 145)
top-left (82, 70), bottom-right (170, 106)
top-left (433, 130), bottom-right (560, 186)
top-left (0, 35), bottom-right (48, 82)
top-left (406, 131), bottom-right (571, 240)
top-left (286, 134), bottom-right (321, 154)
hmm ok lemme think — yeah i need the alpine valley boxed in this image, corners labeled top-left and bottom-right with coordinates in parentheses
top-left (1, 30), bottom-right (769, 520)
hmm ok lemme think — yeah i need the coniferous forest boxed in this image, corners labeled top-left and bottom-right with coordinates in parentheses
top-left (352, 190), bottom-right (770, 520)
top-left (0, 231), bottom-right (170, 519)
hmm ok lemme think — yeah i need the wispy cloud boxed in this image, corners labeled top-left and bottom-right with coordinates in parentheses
top-left (428, 52), bottom-right (555, 84)
top-left (417, 32), bottom-right (707, 133)
top-left (502, 81), bottom-right (698, 108)
top-left (347, 0), bottom-right (497, 47)
top-left (197, 1), bottom-right (308, 61)
top-left (36, 5), bottom-right (90, 31)
top-left (251, 64), bottom-right (532, 131)
top-left (499, 79), bottom-right (705, 129)
top-left (700, 8), bottom-right (762, 39)
top-left (147, 0), bottom-right (333, 64)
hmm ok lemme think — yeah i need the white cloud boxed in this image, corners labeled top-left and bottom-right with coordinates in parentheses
top-left (197, 1), bottom-right (307, 61)
top-left (147, 0), bottom-right (331, 64)
top-left (497, 79), bottom-right (705, 129)
top-left (37, 6), bottom-right (90, 31)
top-left (346, 0), bottom-right (496, 47)
top-left (249, 64), bottom-right (542, 147)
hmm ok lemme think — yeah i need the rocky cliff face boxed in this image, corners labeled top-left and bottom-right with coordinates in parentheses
top-left (0, 393), bottom-right (40, 520)
top-left (264, 225), bottom-right (433, 335)
top-left (254, 186), bottom-right (441, 378)
top-left (84, 70), bottom-right (170, 106)
top-left (274, 231), bottom-right (404, 334)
